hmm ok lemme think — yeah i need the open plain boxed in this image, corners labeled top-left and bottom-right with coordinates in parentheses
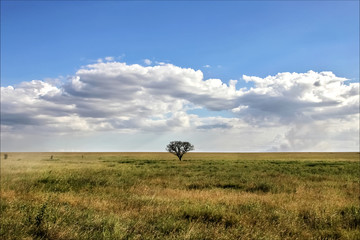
top-left (1, 152), bottom-right (359, 239)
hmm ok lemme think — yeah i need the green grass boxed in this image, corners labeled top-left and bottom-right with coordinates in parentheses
top-left (1, 152), bottom-right (359, 239)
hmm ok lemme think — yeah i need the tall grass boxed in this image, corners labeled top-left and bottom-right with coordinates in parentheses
top-left (1, 152), bottom-right (359, 239)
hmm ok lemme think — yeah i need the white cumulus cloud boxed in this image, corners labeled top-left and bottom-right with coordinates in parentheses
top-left (1, 61), bottom-right (358, 152)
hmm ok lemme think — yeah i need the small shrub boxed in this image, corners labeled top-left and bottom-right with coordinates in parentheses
top-left (246, 182), bottom-right (272, 193)
top-left (216, 183), bottom-right (244, 190)
top-left (340, 206), bottom-right (360, 229)
top-left (35, 203), bottom-right (47, 228)
top-left (186, 183), bottom-right (211, 190)
top-left (28, 203), bottom-right (49, 238)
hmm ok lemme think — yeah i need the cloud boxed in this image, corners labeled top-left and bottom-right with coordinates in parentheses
top-left (271, 117), bottom-right (359, 152)
top-left (96, 56), bottom-right (115, 63)
top-left (197, 123), bottom-right (231, 130)
top-left (104, 56), bottom-right (115, 62)
top-left (1, 61), bottom-right (358, 151)
top-left (144, 59), bottom-right (152, 65)
top-left (235, 71), bottom-right (358, 126)
top-left (203, 64), bottom-right (211, 68)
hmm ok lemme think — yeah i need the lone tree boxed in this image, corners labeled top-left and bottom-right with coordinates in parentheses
top-left (166, 141), bottom-right (194, 161)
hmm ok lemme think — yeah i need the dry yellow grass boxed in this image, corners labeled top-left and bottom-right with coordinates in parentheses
top-left (1, 152), bottom-right (359, 239)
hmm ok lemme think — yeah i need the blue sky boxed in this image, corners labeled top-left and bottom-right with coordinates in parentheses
top-left (2, 1), bottom-right (358, 86)
top-left (1, 1), bottom-right (359, 152)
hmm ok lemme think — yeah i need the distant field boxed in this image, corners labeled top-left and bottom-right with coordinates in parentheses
top-left (1, 152), bottom-right (359, 239)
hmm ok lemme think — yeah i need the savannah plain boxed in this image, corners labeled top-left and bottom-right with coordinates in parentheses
top-left (1, 152), bottom-right (359, 239)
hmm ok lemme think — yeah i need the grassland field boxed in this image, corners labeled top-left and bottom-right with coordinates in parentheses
top-left (0, 152), bottom-right (359, 239)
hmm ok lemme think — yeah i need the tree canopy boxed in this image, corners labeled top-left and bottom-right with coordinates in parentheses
top-left (166, 141), bottom-right (194, 161)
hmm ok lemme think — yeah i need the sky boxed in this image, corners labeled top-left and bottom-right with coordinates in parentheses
top-left (1, 1), bottom-right (359, 152)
